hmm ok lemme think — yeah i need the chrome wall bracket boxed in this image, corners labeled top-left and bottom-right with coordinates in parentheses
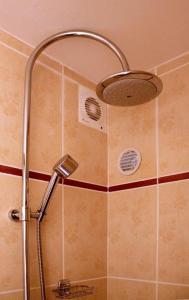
top-left (9, 209), bottom-right (20, 221)
top-left (9, 209), bottom-right (40, 222)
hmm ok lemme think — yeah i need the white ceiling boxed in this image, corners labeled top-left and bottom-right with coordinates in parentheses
top-left (0, 0), bottom-right (189, 82)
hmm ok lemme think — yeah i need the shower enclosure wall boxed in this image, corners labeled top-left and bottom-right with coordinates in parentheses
top-left (0, 28), bottom-right (189, 300)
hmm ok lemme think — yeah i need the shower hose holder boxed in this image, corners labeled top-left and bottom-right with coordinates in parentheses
top-left (53, 279), bottom-right (95, 299)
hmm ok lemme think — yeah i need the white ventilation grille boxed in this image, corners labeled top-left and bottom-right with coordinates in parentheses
top-left (118, 148), bottom-right (141, 175)
top-left (85, 97), bottom-right (102, 121)
top-left (79, 85), bottom-right (107, 132)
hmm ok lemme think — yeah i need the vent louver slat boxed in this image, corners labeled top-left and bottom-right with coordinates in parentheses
top-left (119, 148), bottom-right (141, 175)
top-left (85, 97), bottom-right (102, 121)
top-left (79, 85), bottom-right (107, 133)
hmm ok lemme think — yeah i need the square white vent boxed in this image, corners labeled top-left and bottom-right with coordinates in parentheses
top-left (79, 85), bottom-right (107, 133)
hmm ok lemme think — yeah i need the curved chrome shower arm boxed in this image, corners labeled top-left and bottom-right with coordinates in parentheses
top-left (23, 30), bottom-right (129, 216)
top-left (21, 30), bottom-right (129, 300)
top-left (23, 29), bottom-right (129, 212)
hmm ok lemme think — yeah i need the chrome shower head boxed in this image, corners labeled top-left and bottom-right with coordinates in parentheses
top-left (53, 154), bottom-right (78, 178)
top-left (96, 70), bottom-right (163, 106)
top-left (38, 154), bottom-right (78, 222)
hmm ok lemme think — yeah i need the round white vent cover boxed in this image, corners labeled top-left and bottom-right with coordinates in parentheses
top-left (118, 148), bottom-right (141, 175)
top-left (85, 97), bottom-right (102, 121)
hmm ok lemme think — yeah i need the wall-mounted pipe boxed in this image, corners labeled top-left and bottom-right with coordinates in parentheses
top-left (20, 30), bottom-right (129, 300)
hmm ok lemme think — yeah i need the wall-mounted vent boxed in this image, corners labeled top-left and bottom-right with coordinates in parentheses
top-left (79, 85), bottom-right (107, 133)
top-left (118, 148), bottom-right (141, 175)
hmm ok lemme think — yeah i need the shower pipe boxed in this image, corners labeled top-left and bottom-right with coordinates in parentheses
top-left (19, 30), bottom-right (129, 300)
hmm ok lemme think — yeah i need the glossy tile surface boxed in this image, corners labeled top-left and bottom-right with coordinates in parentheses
top-left (108, 98), bottom-right (156, 185)
top-left (158, 283), bottom-right (189, 300)
top-left (0, 28), bottom-right (62, 72)
top-left (159, 63), bottom-right (189, 176)
top-left (108, 186), bottom-right (157, 280)
top-left (157, 52), bottom-right (189, 75)
top-left (64, 186), bottom-right (107, 280)
top-left (108, 278), bottom-right (156, 300)
top-left (30, 63), bottom-right (62, 173)
top-left (64, 66), bottom-right (95, 90)
top-left (0, 174), bottom-right (22, 291)
top-left (64, 79), bottom-right (107, 185)
top-left (29, 179), bottom-right (63, 287)
top-left (0, 278), bottom-right (106, 300)
top-left (0, 43), bottom-right (25, 167)
top-left (159, 180), bottom-right (189, 284)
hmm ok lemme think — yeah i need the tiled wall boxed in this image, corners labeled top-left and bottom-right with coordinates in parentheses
top-left (0, 29), bottom-right (107, 299)
top-left (63, 70), bottom-right (107, 299)
top-left (1, 27), bottom-right (189, 300)
top-left (107, 53), bottom-right (189, 299)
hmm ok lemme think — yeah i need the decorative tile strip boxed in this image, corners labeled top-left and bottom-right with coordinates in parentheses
top-left (64, 178), bottom-right (108, 192)
top-left (0, 164), bottom-right (188, 192)
top-left (158, 172), bottom-right (189, 184)
top-left (108, 178), bottom-right (157, 192)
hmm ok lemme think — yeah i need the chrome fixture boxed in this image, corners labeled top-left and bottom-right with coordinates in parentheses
top-left (8, 29), bottom-right (163, 300)
top-left (9, 154), bottom-right (78, 300)
top-left (96, 70), bottom-right (163, 106)
top-left (38, 154), bottom-right (78, 223)
top-left (36, 155), bottom-right (78, 300)
top-left (53, 279), bottom-right (95, 299)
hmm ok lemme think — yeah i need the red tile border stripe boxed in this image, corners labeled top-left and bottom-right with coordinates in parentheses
top-left (64, 178), bottom-right (108, 192)
top-left (0, 164), bottom-right (189, 192)
top-left (0, 165), bottom-right (22, 176)
top-left (29, 170), bottom-right (51, 182)
top-left (108, 178), bottom-right (157, 192)
top-left (158, 172), bottom-right (189, 184)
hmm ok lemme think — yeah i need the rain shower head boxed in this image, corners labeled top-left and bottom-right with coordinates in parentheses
top-left (96, 70), bottom-right (163, 106)
top-left (53, 154), bottom-right (78, 178)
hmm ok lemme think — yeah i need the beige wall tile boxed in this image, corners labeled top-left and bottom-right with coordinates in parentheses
top-left (157, 52), bottom-right (189, 75)
top-left (0, 292), bottom-right (22, 300)
top-left (30, 64), bottom-right (62, 174)
top-left (108, 187), bottom-right (157, 280)
top-left (64, 186), bottom-right (107, 280)
top-left (158, 283), bottom-right (189, 300)
top-left (64, 79), bottom-right (107, 185)
top-left (64, 66), bottom-right (96, 91)
top-left (0, 42), bottom-right (62, 173)
top-left (29, 179), bottom-right (63, 287)
top-left (108, 99), bottom-right (156, 186)
top-left (0, 174), bottom-right (22, 291)
top-left (0, 43), bottom-right (25, 167)
top-left (159, 180), bottom-right (189, 284)
top-left (0, 29), bottom-right (62, 73)
top-left (0, 278), bottom-right (107, 300)
top-left (71, 278), bottom-right (107, 300)
top-left (107, 278), bottom-right (156, 300)
top-left (159, 64), bottom-right (189, 176)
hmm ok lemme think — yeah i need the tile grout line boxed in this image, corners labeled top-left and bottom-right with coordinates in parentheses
top-left (155, 67), bottom-right (160, 300)
top-left (0, 278), bottom-right (106, 296)
top-left (2, 276), bottom-right (189, 296)
top-left (61, 66), bottom-right (65, 279)
top-left (0, 26), bottom-right (64, 65)
top-left (107, 276), bottom-right (189, 287)
top-left (154, 49), bottom-right (189, 69)
top-left (159, 61), bottom-right (189, 77)
top-left (0, 40), bottom-right (62, 76)
top-left (1, 26), bottom-right (189, 83)
top-left (0, 163), bottom-right (189, 191)
top-left (106, 104), bottom-right (110, 300)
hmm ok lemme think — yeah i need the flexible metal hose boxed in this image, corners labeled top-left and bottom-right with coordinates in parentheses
top-left (36, 220), bottom-right (46, 300)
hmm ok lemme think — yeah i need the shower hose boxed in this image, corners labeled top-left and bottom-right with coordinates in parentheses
top-left (36, 220), bottom-right (46, 300)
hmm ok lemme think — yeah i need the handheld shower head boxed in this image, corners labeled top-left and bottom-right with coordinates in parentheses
top-left (53, 154), bottom-right (78, 178)
top-left (38, 154), bottom-right (78, 222)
